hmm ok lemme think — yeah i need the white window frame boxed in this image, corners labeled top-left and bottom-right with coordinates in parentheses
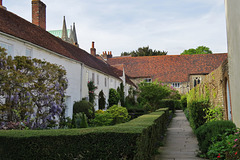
top-left (0, 41), bottom-right (14, 57)
top-left (172, 82), bottom-right (180, 88)
top-left (92, 73), bottom-right (95, 83)
top-left (144, 78), bottom-right (152, 83)
top-left (26, 47), bottom-right (32, 57)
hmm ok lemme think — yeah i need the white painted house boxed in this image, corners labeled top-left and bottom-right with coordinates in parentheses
top-left (0, 0), bottom-right (135, 118)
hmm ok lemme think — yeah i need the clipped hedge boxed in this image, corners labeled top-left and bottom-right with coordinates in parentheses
top-left (0, 108), bottom-right (171, 160)
top-left (158, 99), bottom-right (181, 113)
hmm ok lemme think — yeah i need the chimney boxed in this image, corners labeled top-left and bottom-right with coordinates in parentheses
top-left (90, 41), bottom-right (96, 56)
top-left (0, 0), bottom-right (6, 10)
top-left (107, 51), bottom-right (113, 58)
top-left (32, 0), bottom-right (46, 30)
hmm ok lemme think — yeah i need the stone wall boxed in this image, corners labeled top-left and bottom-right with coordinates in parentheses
top-left (194, 60), bottom-right (229, 120)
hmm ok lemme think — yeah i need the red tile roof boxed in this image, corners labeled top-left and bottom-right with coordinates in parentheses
top-left (111, 64), bottom-right (137, 87)
top-left (0, 8), bottom-right (120, 80)
top-left (107, 54), bottom-right (228, 82)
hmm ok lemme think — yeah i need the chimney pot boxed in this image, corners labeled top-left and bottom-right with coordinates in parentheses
top-left (32, 0), bottom-right (46, 30)
top-left (90, 41), bottom-right (96, 56)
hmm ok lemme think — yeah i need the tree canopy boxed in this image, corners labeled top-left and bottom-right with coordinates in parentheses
top-left (181, 46), bottom-right (213, 55)
top-left (121, 46), bottom-right (167, 57)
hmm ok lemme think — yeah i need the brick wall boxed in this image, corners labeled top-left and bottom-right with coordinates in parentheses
top-left (32, 0), bottom-right (46, 30)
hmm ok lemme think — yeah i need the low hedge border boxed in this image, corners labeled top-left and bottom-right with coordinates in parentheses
top-left (0, 108), bottom-right (171, 160)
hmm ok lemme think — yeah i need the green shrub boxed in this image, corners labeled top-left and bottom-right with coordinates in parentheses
top-left (181, 94), bottom-right (187, 110)
top-left (158, 99), bottom-right (175, 113)
top-left (75, 113), bottom-right (88, 128)
top-left (106, 105), bottom-right (130, 124)
top-left (98, 90), bottom-right (106, 110)
top-left (90, 112), bottom-right (113, 126)
top-left (188, 100), bottom-right (209, 131)
top-left (117, 82), bottom-right (125, 107)
top-left (0, 108), bottom-right (171, 160)
top-left (184, 108), bottom-right (189, 121)
top-left (108, 88), bottom-right (120, 108)
top-left (195, 120), bottom-right (236, 155)
top-left (174, 100), bottom-right (181, 110)
top-left (73, 100), bottom-right (95, 120)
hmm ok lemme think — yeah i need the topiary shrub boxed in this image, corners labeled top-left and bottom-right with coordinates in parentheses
top-left (195, 120), bottom-right (236, 155)
top-left (108, 88), bottom-right (120, 108)
top-left (73, 100), bottom-right (95, 120)
top-left (174, 100), bottom-right (181, 110)
top-left (98, 90), bottom-right (106, 110)
top-left (158, 99), bottom-right (175, 113)
top-left (106, 105), bottom-right (130, 124)
top-left (188, 100), bottom-right (209, 131)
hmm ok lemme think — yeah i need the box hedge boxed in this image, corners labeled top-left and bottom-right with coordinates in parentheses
top-left (0, 108), bottom-right (172, 160)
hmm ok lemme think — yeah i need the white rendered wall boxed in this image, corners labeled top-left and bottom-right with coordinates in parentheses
top-left (225, 0), bottom-right (240, 127)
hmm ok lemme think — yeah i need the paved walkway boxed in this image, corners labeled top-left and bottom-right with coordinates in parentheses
top-left (153, 110), bottom-right (205, 160)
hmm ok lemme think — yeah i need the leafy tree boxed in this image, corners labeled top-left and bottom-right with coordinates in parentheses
top-left (137, 80), bottom-right (171, 111)
top-left (117, 82), bottom-right (125, 107)
top-left (121, 46), bottom-right (167, 57)
top-left (0, 47), bottom-right (68, 129)
top-left (98, 90), bottom-right (106, 110)
top-left (108, 88), bottom-right (120, 108)
top-left (125, 86), bottom-right (137, 106)
top-left (181, 46), bottom-right (212, 55)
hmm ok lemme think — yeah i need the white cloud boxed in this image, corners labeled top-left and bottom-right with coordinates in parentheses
top-left (3, 0), bottom-right (227, 55)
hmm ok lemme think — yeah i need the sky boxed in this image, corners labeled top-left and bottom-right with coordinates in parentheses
top-left (3, 0), bottom-right (227, 56)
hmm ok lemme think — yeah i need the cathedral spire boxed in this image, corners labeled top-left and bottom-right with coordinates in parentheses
top-left (62, 16), bottom-right (68, 41)
top-left (72, 23), bottom-right (78, 46)
top-left (61, 16), bottom-right (68, 41)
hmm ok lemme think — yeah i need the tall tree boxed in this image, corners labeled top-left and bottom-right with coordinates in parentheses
top-left (181, 46), bottom-right (212, 55)
top-left (121, 46), bottom-right (167, 57)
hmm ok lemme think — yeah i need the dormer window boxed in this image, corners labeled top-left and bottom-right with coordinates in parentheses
top-left (144, 78), bottom-right (152, 83)
top-left (172, 82), bottom-right (180, 88)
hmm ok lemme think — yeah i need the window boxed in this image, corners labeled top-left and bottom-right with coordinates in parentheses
top-left (86, 70), bottom-right (89, 82)
top-left (26, 48), bottom-right (32, 57)
top-left (105, 78), bottom-right (107, 87)
top-left (144, 78), bottom-right (152, 83)
top-left (0, 42), bottom-right (13, 57)
top-left (172, 82), bottom-right (180, 88)
top-left (193, 77), bottom-right (201, 87)
top-left (92, 73), bottom-right (95, 82)
top-left (97, 74), bottom-right (99, 85)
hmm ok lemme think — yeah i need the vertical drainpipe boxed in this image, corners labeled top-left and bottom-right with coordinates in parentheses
top-left (80, 63), bottom-right (83, 100)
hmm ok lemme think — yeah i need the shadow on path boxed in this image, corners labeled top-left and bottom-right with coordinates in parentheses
top-left (153, 110), bottom-right (206, 160)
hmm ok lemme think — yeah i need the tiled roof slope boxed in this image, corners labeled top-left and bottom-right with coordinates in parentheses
top-left (107, 54), bottom-right (228, 82)
top-left (0, 8), bottom-right (120, 80)
top-left (111, 64), bottom-right (137, 88)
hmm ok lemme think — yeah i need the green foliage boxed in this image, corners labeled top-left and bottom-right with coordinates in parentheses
top-left (0, 48), bottom-right (68, 129)
top-left (106, 105), bottom-right (130, 124)
top-left (90, 111), bottom-right (113, 127)
top-left (204, 105), bottom-right (223, 122)
top-left (138, 81), bottom-right (171, 111)
top-left (117, 82), bottom-right (125, 107)
top-left (188, 100), bottom-right (209, 131)
top-left (75, 113), bottom-right (88, 128)
top-left (73, 100), bottom-right (95, 120)
top-left (181, 46), bottom-right (213, 55)
top-left (125, 86), bottom-right (137, 106)
top-left (108, 88), bottom-right (120, 108)
top-left (195, 120), bottom-right (236, 155)
top-left (121, 46), bottom-right (167, 57)
top-left (184, 108), bottom-right (190, 121)
top-left (181, 94), bottom-right (187, 110)
top-left (0, 108), bottom-right (172, 160)
top-left (87, 81), bottom-right (97, 104)
top-left (159, 99), bottom-right (177, 113)
top-left (98, 90), bottom-right (106, 110)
